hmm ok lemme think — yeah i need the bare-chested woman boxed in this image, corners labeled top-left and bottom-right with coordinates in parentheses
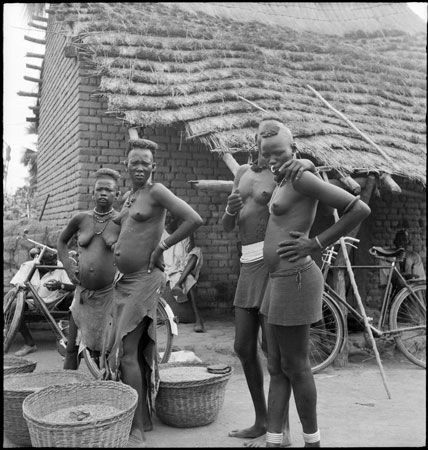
top-left (223, 118), bottom-right (318, 447)
top-left (104, 138), bottom-right (203, 447)
top-left (258, 120), bottom-right (371, 447)
top-left (57, 168), bottom-right (121, 370)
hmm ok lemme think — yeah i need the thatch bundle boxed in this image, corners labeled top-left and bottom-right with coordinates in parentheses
top-left (49, 2), bottom-right (426, 184)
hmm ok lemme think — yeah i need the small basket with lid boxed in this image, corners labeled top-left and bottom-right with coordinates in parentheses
top-left (155, 363), bottom-right (233, 428)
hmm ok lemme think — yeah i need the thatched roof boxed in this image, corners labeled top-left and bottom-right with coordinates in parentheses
top-left (50, 3), bottom-right (426, 184)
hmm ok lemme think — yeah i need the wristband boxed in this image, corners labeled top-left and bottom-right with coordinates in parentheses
top-left (158, 240), bottom-right (170, 251)
top-left (314, 236), bottom-right (324, 250)
top-left (225, 206), bottom-right (237, 217)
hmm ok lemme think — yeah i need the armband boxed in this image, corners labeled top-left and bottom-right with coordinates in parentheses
top-left (225, 206), bottom-right (237, 217)
top-left (343, 195), bottom-right (361, 215)
top-left (158, 240), bottom-right (170, 251)
top-left (314, 236), bottom-right (324, 250)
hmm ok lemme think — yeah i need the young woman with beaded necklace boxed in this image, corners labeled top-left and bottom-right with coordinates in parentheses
top-left (57, 168), bottom-right (121, 370)
top-left (104, 138), bottom-right (203, 447)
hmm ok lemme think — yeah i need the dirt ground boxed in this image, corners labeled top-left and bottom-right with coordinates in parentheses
top-left (3, 313), bottom-right (426, 448)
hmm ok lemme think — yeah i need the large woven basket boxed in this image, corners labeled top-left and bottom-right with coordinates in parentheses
top-left (155, 363), bottom-right (233, 428)
top-left (4, 370), bottom-right (91, 446)
top-left (23, 381), bottom-right (138, 448)
top-left (4, 355), bottom-right (37, 375)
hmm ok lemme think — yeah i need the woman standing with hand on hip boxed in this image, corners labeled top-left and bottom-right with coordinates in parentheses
top-left (258, 119), bottom-right (370, 447)
top-left (103, 138), bottom-right (203, 447)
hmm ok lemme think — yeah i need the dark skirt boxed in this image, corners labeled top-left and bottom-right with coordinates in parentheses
top-left (260, 261), bottom-right (324, 326)
top-left (233, 259), bottom-right (270, 309)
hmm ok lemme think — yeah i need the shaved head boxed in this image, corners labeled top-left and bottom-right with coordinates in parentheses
top-left (257, 119), bottom-right (294, 151)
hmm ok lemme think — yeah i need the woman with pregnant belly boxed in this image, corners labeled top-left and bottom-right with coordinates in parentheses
top-left (104, 138), bottom-right (203, 447)
top-left (258, 120), bottom-right (370, 447)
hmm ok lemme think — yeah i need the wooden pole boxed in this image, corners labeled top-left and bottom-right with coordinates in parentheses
top-left (340, 240), bottom-right (392, 399)
top-left (26, 52), bottom-right (44, 59)
top-left (26, 63), bottom-right (42, 71)
top-left (236, 95), bottom-right (268, 113)
top-left (188, 179), bottom-right (233, 192)
top-left (307, 85), bottom-right (399, 172)
top-left (32, 16), bottom-right (48, 22)
top-left (24, 76), bottom-right (42, 84)
top-left (221, 153), bottom-right (240, 176)
top-left (39, 194), bottom-right (50, 221)
top-left (28, 21), bottom-right (47, 30)
top-left (18, 91), bottom-right (40, 98)
top-left (24, 35), bottom-right (46, 45)
top-left (321, 173), bottom-right (391, 398)
top-left (26, 118), bottom-right (38, 123)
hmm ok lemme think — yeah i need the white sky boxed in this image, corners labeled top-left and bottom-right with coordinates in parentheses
top-left (3, 3), bottom-right (427, 194)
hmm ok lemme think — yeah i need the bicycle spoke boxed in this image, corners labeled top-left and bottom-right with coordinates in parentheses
top-left (390, 282), bottom-right (426, 368)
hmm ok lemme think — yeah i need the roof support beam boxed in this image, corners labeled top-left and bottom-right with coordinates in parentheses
top-left (28, 21), bottom-right (47, 30)
top-left (24, 35), bottom-right (46, 45)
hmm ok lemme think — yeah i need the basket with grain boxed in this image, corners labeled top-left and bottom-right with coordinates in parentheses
top-left (4, 370), bottom-right (91, 446)
top-left (4, 355), bottom-right (37, 375)
top-left (22, 380), bottom-right (138, 448)
top-left (155, 363), bottom-right (233, 428)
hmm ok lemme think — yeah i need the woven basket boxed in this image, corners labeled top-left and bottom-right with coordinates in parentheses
top-left (4, 355), bottom-right (37, 375)
top-left (155, 363), bottom-right (233, 428)
top-left (23, 381), bottom-right (138, 448)
top-left (4, 370), bottom-right (91, 446)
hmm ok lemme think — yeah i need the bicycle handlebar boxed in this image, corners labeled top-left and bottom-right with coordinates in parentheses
top-left (21, 230), bottom-right (57, 254)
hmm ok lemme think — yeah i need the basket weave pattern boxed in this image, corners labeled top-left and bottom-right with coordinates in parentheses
top-left (4, 371), bottom-right (91, 446)
top-left (23, 381), bottom-right (137, 448)
top-left (4, 355), bottom-right (37, 375)
top-left (155, 365), bottom-right (233, 428)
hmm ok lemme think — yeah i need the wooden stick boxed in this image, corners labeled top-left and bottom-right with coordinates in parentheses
top-left (221, 153), bottom-right (240, 176)
top-left (18, 91), bottom-right (40, 98)
top-left (307, 85), bottom-right (399, 171)
top-left (24, 35), bottom-right (46, 45)
top-left (24, 76), bottom-right (42, 84)
top-left (188, 180), bottom-right (233, 192)
top-left (236, 95), bottom-right (268, 113)
top-left (28, 21), bottom-right (47, 30)
top-left (26, 63), bottom-right (42, 71)
top-left (340, 240), bottom-right (392, 399)
top-left (26, 52), bottom-right (44, 59)
top-left (321, 172), bottom-right (392, 398)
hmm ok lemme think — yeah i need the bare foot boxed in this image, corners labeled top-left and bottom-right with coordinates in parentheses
top-left (194, 321), bottom-right (206, 333)
top-left (229, 425), bottom-right (266, 439)
top-left (127, 429), bottom-right (146, 448)
top-left (244, 433), bottom-right (292, 448)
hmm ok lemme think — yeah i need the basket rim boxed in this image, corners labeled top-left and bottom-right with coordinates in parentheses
top-left (4, 370), bottom-right (91, 393)
top-left (22, 381), bottom-right (138, 427)
top-left (158, 366), bottom-right (233, 388)
top-left (4, 355), bottom-right (37, 366)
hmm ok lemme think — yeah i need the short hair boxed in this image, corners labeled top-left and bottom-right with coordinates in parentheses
top-left (94, 168), bottom-right (121, 184)
top-left (127, 138), bottom-right (158, 156)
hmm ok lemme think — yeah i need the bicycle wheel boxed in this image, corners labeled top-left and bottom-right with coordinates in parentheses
top-left (3, 287), bottom-right (25, 353)
top-left (156, 297), bottom-right (174, 364)
top-left (83, 297), bottom-right (175, 379)
top-left (310, 292), bottom-right (345, 373)
top-left (389, 280), bottom-right (426, 368)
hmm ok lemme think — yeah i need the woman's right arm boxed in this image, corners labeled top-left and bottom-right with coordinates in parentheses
top-left (57, 214), bottom-right (83, 284)
top-left (222, 165), bottom-right (247, 233)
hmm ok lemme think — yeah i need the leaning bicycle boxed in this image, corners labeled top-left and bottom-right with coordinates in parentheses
top-left (309, 237), bottom-right (426, 373)
top-left (3, 232), bottom-right (178, 378)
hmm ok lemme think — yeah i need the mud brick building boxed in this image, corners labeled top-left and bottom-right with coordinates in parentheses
top-left (6, 3), bottom-right (426, 315)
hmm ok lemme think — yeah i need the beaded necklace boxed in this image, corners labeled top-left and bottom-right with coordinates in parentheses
top-left (268, 177), bottom-right (287, 215)
top-left (124, 187), bottom-right (144, 208)
top-left (92, 209), bottom-right (113, 235)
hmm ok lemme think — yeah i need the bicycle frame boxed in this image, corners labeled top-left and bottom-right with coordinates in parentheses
top-left (21, 263), bottom-right (69, 343)
top-left (325, 262), bottom-right (425, 338)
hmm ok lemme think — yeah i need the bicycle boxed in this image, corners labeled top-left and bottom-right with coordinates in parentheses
top-left (309, 237), bottom-right (426, 373)
top-left (3, 231), bottom-right (178, 378)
